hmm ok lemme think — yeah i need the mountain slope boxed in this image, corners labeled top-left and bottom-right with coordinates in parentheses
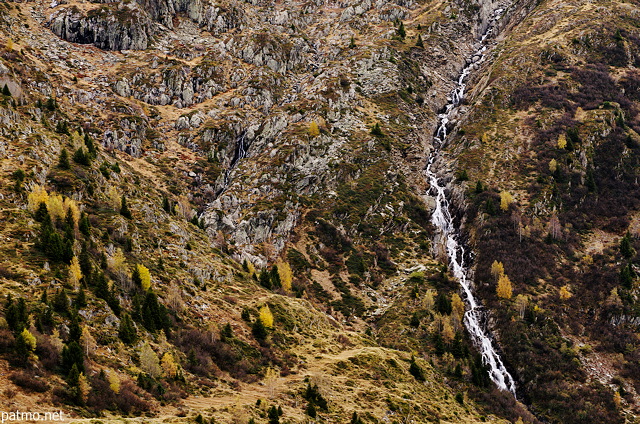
top-left (1, 0), bottom-right (637, 422)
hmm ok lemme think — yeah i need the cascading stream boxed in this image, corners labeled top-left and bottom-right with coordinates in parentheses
top-left (426, 7), bottom-right (517, 395)
top-left (216, 131), bottom-right (248, 198)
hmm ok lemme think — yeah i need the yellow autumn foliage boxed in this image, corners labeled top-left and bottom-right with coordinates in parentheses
top-left (491, 260), bottom-right (504, 281)
top-left (308, 121), bottom-right (320, 137)
top-left (451, 293), bottom-right (465, 320)
top-left (46, 194), bottom-right (66, 222)
top-left (27, 185), bottom-right (49, 213)
top-left (500, 191), bottom-right (514, 211)
top-left (277, 261), bottom-right (292, 292)
top-left (497, 273), bottom-right (513, 299)
top-left (137, 264), bottom-right (151, 291)
top-left (557, 133), bottom-right (567, 149)
top-left (559, 285), bottom-right (572, 301)
top-left (108, 370), bottom-right (121, 394)
top-left (69, 256), bottom-right (82, 289)
top-left (259, 305), bottom-right (274, 329)
top-left (161, 352), bottom-right (178, 378)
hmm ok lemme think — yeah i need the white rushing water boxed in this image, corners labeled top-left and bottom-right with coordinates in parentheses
top-left (426, 7), bottom-right (517, 395)
top-left (216, 131), bottom-right (248, 198)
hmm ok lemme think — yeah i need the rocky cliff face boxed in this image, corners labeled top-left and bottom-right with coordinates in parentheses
top-left (49, 4), bottom-right (154, 50)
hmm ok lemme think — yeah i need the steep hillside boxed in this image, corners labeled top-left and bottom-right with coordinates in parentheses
top-left (2, 0), bottom-right (637, 422)
top-left (446, 0), bottom-right (640, 422)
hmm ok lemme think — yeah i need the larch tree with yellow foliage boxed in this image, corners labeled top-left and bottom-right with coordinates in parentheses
top-left (108, 370), bottom-right (120, 394)
top-left (308, 121), bottom-right (320, 137)
top-left (46, 194), bottom-right (66, 222)
top-left (28, 185), bottom-right (49, 213)
top-left (559, 285), bottom-right (572, 301)
top-left (500, 191), bottom-right (514, 211)
top-left (134, 264), bottom-right (151, 291)
top-left (451, 293), bottom-right (465, 320)
top-left (259, 305), bottom-right (274, 329)
top-left (78, 373), bottom-right (91, 404)
top-left (108, 248), bottom-right (128, 284)
top-left (140, 342), bottom-right (161, 378)
top-left (69, 256), bottom-right (82, 289)
top-left (557, 133), bottom-right (567, 149)
top-left (161, 352), bottom-right (178, 378)
top-left (277, 261), bottom-right (293, 293)
top-left (497, 273), bottom-right (513, 299)
top-left (491, 260), bottom-right (504, 281)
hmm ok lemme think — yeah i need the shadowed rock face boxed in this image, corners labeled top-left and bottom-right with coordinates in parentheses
top-left (49, 0), bottom-right (244, 51)
top-left (49, 5), bottom-right (153, 50)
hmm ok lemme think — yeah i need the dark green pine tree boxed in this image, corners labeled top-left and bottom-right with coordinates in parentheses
top-left (58, 148), bottom-right (70, 169)
top-left (409, 357), bottom-right (426, 382)
top-left (2, 84), bottom-right (10, 96)
top-left (270, 265), bottom-right (281, 289)
top-left (118, 313), bottom-right (137, 345)
top-left (79, 242), bottom-right (92, 283)
top-left (162, 196), bottom-right (172, 213)
top-left (416, 34), bottom-right (424, 48)
top-left (268, 406), bottom-right (280, 424)
top-left (397, 21), bottom-right (406, 39)
top-left (586, 168), bottom-right (596, 192)
top-left (621, 232), bottom-right (635, 259)
top-left (68, 313), bottom-right (82, 342)
top-left (73, 147), bottom-right (91, 166)
top-left (34, 202), bottom-right (49, 222)
top-left (132, 264), bottom-right (142, 289)
top-left (370, 122), bottom-right (383, 136)
top-left (620, 263), bottom-right (635, 289)
top-left (221, 323), bottom-right (233, 342)
top-left (84, 133), bottom-right (97, 158)
top-left (74, 289), bottom-right (87, 309)
top-left (53, 289), bottom-right (69, 315)
top-left (120, 195), bottom-right (132, 219)
top-left (62, 341), bottom-right (85, 374)
top-left (141, 291), bottom-right (171, 333)
top-left (252, 318), bottom-right (268, 341)
top-left (66, 363), bottom-right (82, 404)
top-left (259, 270), bottom-right (272, 289)
top-left (5, 296), bottom-right (29, 334)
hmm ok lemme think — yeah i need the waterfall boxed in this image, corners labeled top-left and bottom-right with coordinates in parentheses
top-left (216, 131), bottom-right (248, 198)
top-left (426, 7), bottom-right (517, 395)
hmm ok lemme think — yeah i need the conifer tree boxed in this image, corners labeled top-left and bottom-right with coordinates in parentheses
top-left (53, 289), bottom-right (70, 315)
top-left (79, 211), bottom-right (91, 237)
top-left (259, 305), bottom-right (274, 329)
top-left (84, 133), bottom-right (97, 158)
top-left (370, 122), bottom-right (383, 136)
top-left (308, 121), bottom-right (320, 137)
top-left (58, 148), bottom-right (70, 169)
top-left (62, 341), bottom-right (85, 374)
top-left (277, 262), bottom-right (293, 292)
top-left (118, 313), bottom-right (137, 345)
top-left (120, 195), bottom-right (132, 219)
top-left (397, 21), bottom-right (406, 39)
top-left (139, 342), bottom-right (161, 378)
top-left (15, 328), bottom-right (37, 364)
top-left (621, 232), bottom-right (635, 259)
top-left (5, 296), bottom-right (29, 334)
top-left (73, 147), bottom-right (91, 166)
top-left (497, 273), bottom-right (513, 299)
